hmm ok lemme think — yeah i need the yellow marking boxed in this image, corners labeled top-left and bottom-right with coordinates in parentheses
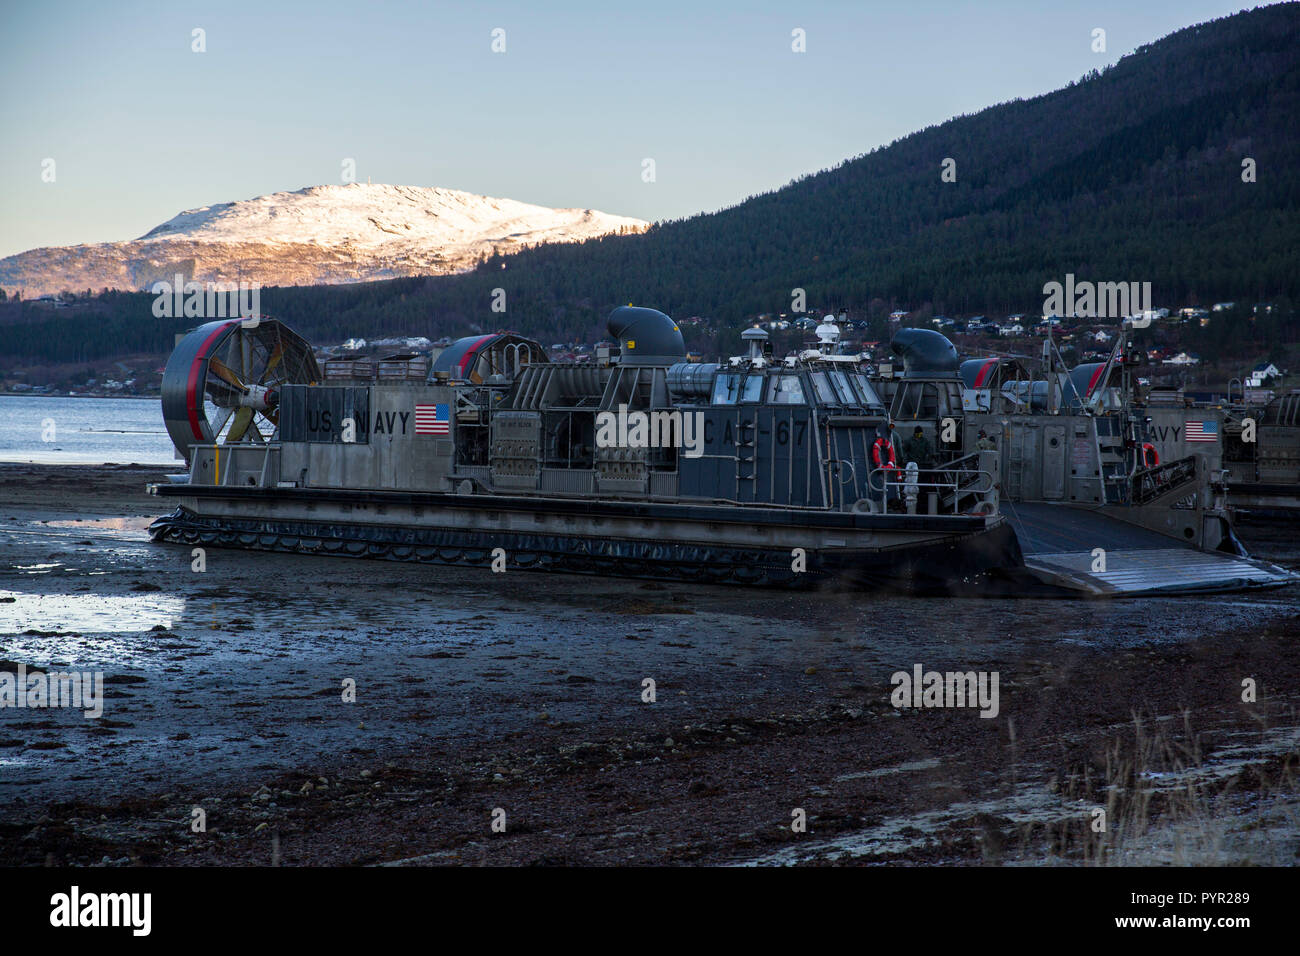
top-left (627, 340), bottom-right (635, 349)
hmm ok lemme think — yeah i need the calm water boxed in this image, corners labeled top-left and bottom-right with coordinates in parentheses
top-left (0, 395), bottom-right (182, 464)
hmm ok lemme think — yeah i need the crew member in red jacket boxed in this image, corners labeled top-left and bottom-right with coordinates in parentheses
top-left (870, 423), bottom-right (902, 508)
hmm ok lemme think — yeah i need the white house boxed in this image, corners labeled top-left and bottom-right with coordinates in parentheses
top-left (1162, 352), bottom-right (1200, 366)
top-left (1246, 362), bottom-right (1282, 387)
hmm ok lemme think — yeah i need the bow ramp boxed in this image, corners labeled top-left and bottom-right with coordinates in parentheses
top-left (1004, 502), bottom-right (1295, 597)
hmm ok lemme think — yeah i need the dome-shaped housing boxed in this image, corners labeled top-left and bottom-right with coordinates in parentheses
top-left (607, 306), bottom-right (686, 366)
top-left (890, 328), bottom-right (960, 377)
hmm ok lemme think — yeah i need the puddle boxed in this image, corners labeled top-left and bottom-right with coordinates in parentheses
top-left (741, 782), bottom-right (1092, 866)
top-left (742, 723), bottom-right (1300, 866)
top-left (13, 564), bottom-right (62, 574)
top-left (835, 757), bottom-right (942, 782)
top-left (46, 517), bottom-right (155, 533)
top-left (0, 590), bottom-right (185, 634)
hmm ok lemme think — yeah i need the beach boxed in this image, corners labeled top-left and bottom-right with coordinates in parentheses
top-left (1, 462), bottom-right (1297, 865)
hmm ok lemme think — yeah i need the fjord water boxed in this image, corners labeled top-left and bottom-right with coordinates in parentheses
top-left (0, 395), bottom-right (181, 465)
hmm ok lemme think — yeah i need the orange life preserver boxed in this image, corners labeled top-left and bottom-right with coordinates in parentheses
top-left (1141, 442), bottom-right (1159, 469)
top-left (872, 437), bottom-right (900, 478)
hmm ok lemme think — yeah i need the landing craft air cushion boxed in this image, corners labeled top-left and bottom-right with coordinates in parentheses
top-left (148, 308), bottom-right (1021, 593)
top-left (147, 308), bottom-right (1293, 596)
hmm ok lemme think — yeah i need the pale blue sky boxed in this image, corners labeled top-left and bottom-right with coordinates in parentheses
top-left (0, 0), bottom-right (1263, 258)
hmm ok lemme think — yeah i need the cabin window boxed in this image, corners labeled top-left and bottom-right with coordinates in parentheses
top-left (828, 370), bottom-right (857, 405)
top-left (740, 374), bottom-right (765, 403)
top-left (768, 374), bottom-right (806, 405)
top-left (711, 373), bottom-right (741, 405)
top-left (810, 372), bottom-right (839, 406)
top-left (851, 374), bottom-right (883, 409)
top-left (898, 383), bottom-right (940, 419)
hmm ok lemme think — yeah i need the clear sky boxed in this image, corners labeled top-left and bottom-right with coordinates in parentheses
top-left (0, 0), bottom-right (1265, 258)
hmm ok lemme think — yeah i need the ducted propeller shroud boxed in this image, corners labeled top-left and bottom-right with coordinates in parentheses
top-left (161, 318), bottom-right (320, 463)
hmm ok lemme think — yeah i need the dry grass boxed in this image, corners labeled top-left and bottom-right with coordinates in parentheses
top-left (1025, 711), bottom-right (1299, 866)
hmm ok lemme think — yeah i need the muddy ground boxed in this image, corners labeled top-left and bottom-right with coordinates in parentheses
top-left (1, 463), bottom-right (1297, 866)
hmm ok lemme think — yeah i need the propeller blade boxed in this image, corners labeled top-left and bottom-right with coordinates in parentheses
top-left (226, 406), bottom-right (255, 443)
top-left (208, 356), bottom-right (246, 391)
top-left (259, 342), bottom-right (285, 384)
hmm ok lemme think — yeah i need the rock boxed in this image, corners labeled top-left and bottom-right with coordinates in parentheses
top-left (664, 737), bottom-right (675, 748)
top-left (360, 769), bottom-right (372, 779)
top-left (804, 666), bottom-right (817, 675)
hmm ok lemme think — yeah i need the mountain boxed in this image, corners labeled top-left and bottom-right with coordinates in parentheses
top-left (246, 2), bottom-right (1300, 351)
top-left (0, 183), bottom-right (647, 297)
top-left (4, 4), bottom-right (1298, 368)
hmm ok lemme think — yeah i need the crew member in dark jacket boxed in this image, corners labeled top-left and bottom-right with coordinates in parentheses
top-left (901, 426), bottom-right (934, 468)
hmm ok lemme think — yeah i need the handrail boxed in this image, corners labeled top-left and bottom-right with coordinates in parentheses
top-left (867, 464), bottom-right (997, 515)
top-left (1131, 455), bottom-right (1198, 505)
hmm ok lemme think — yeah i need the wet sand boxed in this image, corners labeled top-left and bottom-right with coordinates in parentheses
top-left (1, 463), bottom-right (1298, 865)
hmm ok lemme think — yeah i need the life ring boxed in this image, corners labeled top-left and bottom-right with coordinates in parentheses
top-left (1141, 442), bottom-right (1159, 469)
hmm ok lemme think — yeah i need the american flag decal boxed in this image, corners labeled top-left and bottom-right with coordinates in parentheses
top-left (1185, 420), bottom-right (1218, 443)
top-left (415, 403), bottom-right (450, 435)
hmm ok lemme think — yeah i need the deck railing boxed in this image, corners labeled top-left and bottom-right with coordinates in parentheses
top-left (868, 451), bottom-right (998, 516)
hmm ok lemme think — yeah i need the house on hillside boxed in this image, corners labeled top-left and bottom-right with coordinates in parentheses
top-left (1162, 352), bottom-right (1200, 366)
top-left (1246, 362), bottom-right (1282, 387)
